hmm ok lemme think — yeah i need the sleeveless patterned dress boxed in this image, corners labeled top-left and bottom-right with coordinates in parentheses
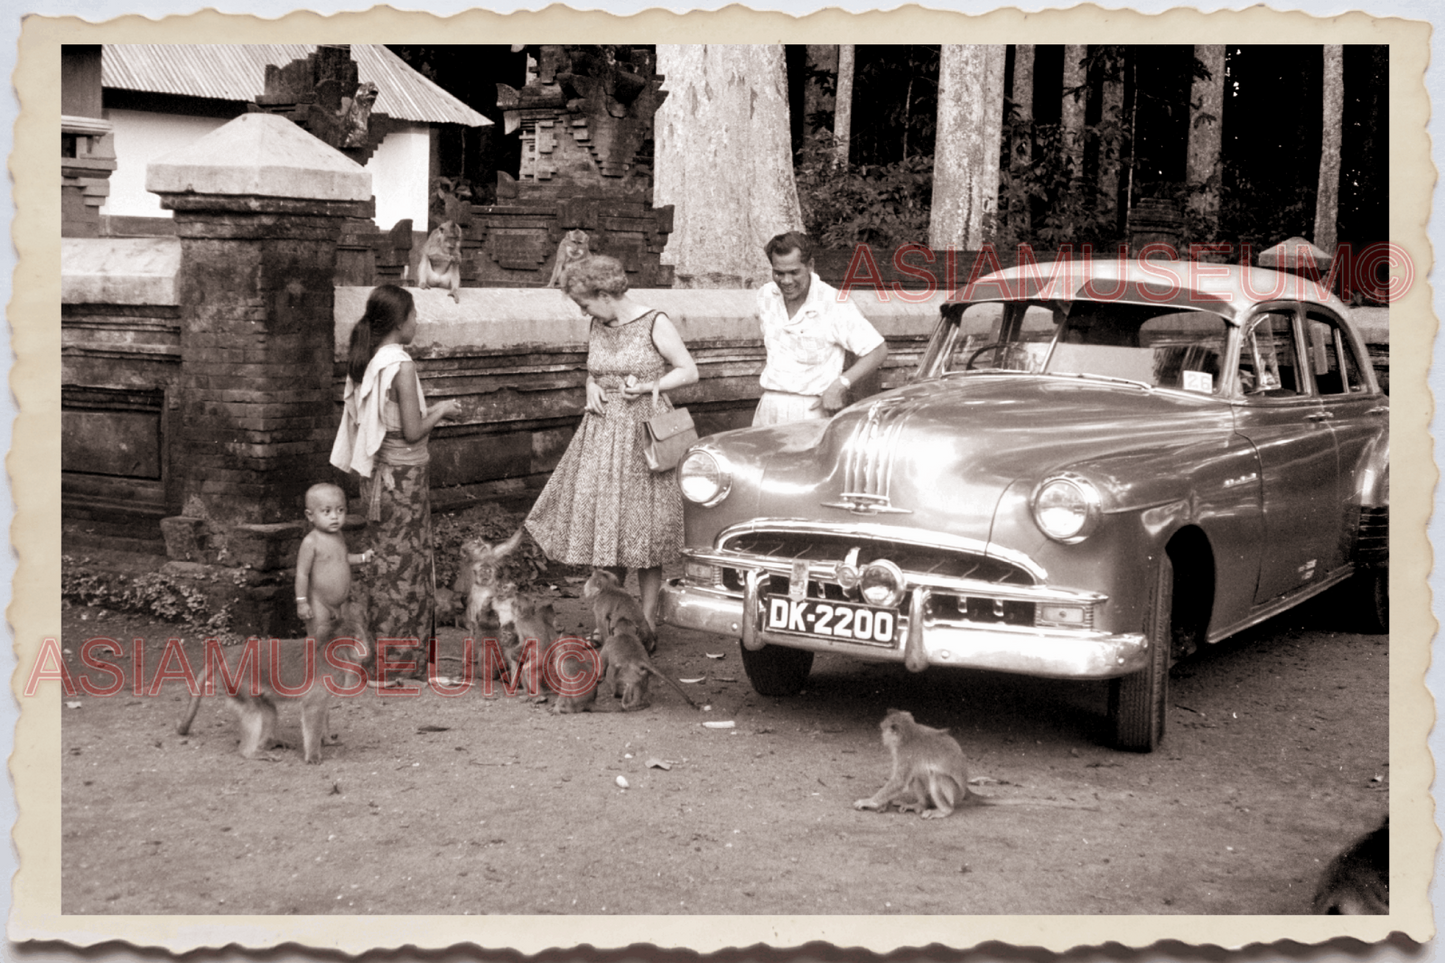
top-left (525, 310), bottom-right (684, 569)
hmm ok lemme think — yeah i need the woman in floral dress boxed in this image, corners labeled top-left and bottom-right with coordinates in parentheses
top-left (526, 255), bottom-right (699, 630)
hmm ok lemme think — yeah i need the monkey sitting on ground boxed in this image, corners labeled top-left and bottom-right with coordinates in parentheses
top-left (175, 603), bottom-right (372, 764)
top-left (417, 219), bottom-right (465, 302)
top-left (547, 229), bottom-right (590, 287)
top-left (598, 617), bottom-right (699, 712)
top-left (582, 568), bottom-right (655, 653)
top-left (497, 592), bottom-right (558, 688)
top-left (854, 709), bottom-right (1098, 818)
top-left (1312, 816), bottom-right (1389, 914)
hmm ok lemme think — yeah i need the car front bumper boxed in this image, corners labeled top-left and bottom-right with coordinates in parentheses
top-left (660, 577), bottom-right (1150, 681)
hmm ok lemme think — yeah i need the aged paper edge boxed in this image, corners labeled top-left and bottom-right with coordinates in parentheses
top-left (8, 3), bottom-right (1436, 953)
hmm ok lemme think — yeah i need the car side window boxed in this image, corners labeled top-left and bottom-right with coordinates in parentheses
top-left (1238, 311), bottom-right (1302, 398)
top-left (1139, 311), bottom-right (1229, 395)
top-left (1304, 310), bottom-right (1368, 396)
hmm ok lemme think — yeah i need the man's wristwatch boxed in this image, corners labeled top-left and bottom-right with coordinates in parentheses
top-left (837, 374), bottom-right (852, 390)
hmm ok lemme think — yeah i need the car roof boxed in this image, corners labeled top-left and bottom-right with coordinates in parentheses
top-left (947, 258), bottom-right (1350, 322)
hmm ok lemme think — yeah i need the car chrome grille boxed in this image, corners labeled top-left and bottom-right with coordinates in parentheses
top-left (691, 531), bottom-right (1111, 632)
top-left (722, 531), bottom-right (1035, 585)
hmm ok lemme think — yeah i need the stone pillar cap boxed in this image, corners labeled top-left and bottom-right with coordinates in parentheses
top-left (146, 111), bottom-right (371, 203)
top-left (1258, 236), bottom-right (1332, 270)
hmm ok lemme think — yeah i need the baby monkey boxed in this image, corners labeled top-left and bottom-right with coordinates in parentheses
top-left (854, 709), bottom-right (1097, 818)
top-left (459, 527), bottom-right (526, 629)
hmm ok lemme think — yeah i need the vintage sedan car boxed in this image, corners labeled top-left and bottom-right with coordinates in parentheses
top-left (660, 259), bottom-right (1389, 751)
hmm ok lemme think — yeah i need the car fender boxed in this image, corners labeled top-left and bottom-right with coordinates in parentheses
top-left (1353, 432), bottom-right (1389, 509)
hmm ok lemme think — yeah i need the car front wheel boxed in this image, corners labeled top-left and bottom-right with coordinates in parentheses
top-left (739, 641), bottom-right (814, 697)
top-left (1108, 554), bottom-right (1172, 752)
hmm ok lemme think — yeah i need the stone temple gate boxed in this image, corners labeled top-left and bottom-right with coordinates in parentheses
top-left (64, 111), bottom-right (375, 628)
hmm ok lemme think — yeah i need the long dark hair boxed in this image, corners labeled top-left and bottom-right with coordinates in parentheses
top-left (347, 284), bottom-right (414, 384)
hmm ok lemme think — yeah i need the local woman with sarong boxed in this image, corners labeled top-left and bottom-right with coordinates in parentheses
top-left (330, 284), bottom-right (459, 658)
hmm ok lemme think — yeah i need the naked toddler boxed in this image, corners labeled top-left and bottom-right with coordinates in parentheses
top-left (295, 482), bottom-right (373, 641)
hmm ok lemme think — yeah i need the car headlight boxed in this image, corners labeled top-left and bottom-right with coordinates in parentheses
top-left (1031, 474), bottom-right (1103, 544)
top-left (859, 559), bottom-right (906, 608)
top-left (679, 449), bottom-right (732, 507)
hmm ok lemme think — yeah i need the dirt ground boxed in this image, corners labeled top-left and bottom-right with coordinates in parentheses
top-left (59, 578), bottom-right (1388, 916)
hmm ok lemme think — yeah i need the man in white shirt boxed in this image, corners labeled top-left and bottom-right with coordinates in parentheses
top-left (752, 231), bottom-right (889, 427)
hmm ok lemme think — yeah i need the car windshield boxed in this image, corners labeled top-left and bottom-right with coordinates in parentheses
top-left (930, 300), bottom-right (1232, 395)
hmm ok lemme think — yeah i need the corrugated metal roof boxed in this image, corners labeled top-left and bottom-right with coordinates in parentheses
top-left (103, 45), bottom-right (490, 128)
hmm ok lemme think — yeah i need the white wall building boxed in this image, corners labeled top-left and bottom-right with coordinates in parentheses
top-left (99, 44), bottom-right (489, 232)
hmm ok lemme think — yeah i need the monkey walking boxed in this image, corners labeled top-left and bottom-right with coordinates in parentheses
top-left (854, 709), bottom-right (1098, 818)
top-left (583, 568), bottom-right (656, 653)
top-left (175, 604), bottom-right (371, 764)
top-left (1312, 817), bottom-right (1389, 914)
top-left (598, 618), bottom-right (699, 712)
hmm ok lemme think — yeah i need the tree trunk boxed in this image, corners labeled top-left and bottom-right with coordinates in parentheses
top-left (654, 44), bottom-right (804, 288)
top-left (835, 45), bottom-right (855, 167)
top-left (1098, 55), bottom-right (1124, 228)
top-left (929, 44), bottom-right (1006, 250)
top-left (803, 44), bottom-right (837, 137)
top-left (1187, 45), bottom-right (1226, 236)
top-left (1010, 44), bottom-right (1034, 236)
top-left (1315, 44), bottom-right (1344, 253)
top-left (1061, 44), bottom-right (1088, 181)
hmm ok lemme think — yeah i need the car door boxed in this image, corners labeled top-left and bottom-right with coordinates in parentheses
top-left (1230, 305), bottom-right (1341, 604)
top-left (1303, 305), bottom-right (1389, 571)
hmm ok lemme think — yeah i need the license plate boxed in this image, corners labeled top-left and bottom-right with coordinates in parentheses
top-left (765, 596), bottom-right (898, 645)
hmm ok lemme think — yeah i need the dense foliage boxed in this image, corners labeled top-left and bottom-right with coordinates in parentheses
top-left (794, 130), bottom-right (933, 250)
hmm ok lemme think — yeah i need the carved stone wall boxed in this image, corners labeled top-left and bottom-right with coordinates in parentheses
top-left (470, 45), bottom-right (674, 288)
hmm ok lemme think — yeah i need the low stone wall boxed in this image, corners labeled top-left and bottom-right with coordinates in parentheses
top-left (61, 236), bottom-right (183, 554)
top-left (329, 285), bottom-right (949, 502)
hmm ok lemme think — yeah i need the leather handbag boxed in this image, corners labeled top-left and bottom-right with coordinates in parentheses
top-left (641, 402), bottom-right (698, 473)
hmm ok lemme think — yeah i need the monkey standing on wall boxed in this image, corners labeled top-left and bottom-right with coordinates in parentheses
top-left (547, 229), bottom-right (590, 287)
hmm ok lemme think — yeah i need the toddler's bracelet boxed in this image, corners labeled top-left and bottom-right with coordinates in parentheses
top-left (296, 596), bottom-right (308, 602)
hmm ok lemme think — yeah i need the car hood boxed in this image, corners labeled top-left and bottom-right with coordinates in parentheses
top-left (745, 375), bottom-right (1232, 538)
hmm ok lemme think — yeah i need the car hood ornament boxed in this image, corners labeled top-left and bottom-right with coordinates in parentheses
top-left (822, 399), bottom-right (913, 515)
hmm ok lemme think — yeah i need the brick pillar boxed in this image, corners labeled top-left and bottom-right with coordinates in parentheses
top-left (147, 112), bottom-right (373, 566)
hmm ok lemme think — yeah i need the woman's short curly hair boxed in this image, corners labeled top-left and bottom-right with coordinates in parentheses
top-left (561, 255), bottom-right (629, 298)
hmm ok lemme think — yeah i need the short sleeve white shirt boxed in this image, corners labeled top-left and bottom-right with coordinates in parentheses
top-left (755, 273), bottom-right (885, 397)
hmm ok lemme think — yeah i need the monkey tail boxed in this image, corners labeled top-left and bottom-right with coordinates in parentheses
top-left (175, 661), bottom-right (214, 735)
top-left (647, 664), bottom-right (700, 709)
